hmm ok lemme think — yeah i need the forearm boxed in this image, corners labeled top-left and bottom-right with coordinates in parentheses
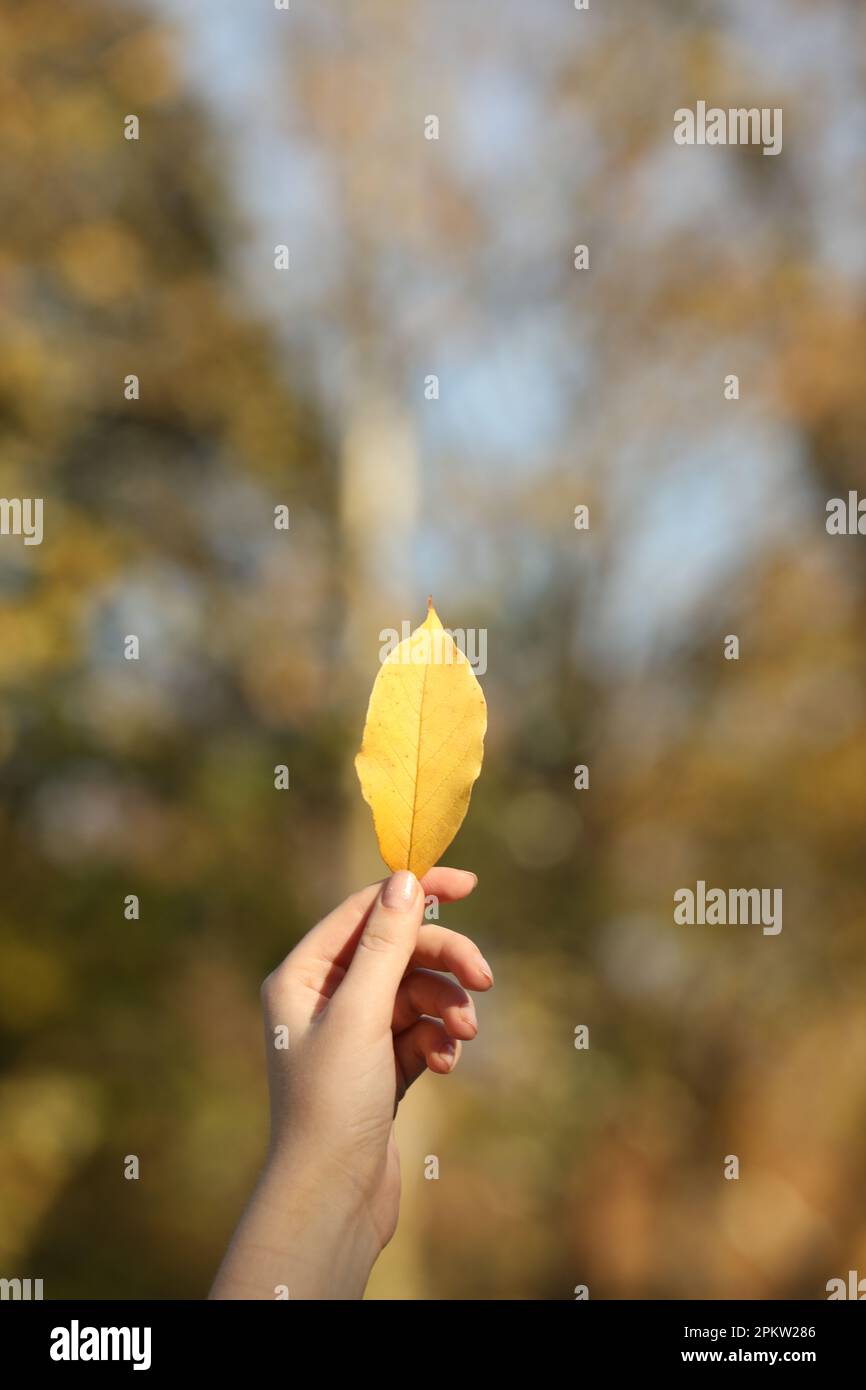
top-left (209, 1154), bottom-right (381, 1301)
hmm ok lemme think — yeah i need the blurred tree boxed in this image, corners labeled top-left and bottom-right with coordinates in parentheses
top-left (0, 0), bottom-right (343, 1296)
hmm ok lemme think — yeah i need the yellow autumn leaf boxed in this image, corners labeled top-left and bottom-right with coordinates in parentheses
top-left (355, 600), bottom-right (487, 878)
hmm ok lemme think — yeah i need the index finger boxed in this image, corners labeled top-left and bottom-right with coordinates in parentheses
top-left (285, 867), bottom-right (477, 976)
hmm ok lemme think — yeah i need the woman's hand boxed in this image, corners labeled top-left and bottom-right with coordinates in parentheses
top-left (210, 867), bottom-right (492, 1300)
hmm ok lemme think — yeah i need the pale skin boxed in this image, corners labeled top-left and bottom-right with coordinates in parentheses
top-left (210, 866), bottom-right (492, 1300)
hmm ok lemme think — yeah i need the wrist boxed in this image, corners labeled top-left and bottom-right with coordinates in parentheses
top-left (265, 1149), bottom-right (383, 1296)
top-left (211, 1146), bottom-right (382, 1300)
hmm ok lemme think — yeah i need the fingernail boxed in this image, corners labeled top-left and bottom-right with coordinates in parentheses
top-left (477, 953), bottom-right (494, 983)
top-left (382, 870), bottom-right (418, 909)
top-left (438, 1039), bottom-right (457, 1068)
top-left (462, 1007), bottom-right (479, 1036)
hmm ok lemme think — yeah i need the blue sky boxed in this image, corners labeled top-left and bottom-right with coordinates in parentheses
top-left (137, 0), bottom-right (860, 668)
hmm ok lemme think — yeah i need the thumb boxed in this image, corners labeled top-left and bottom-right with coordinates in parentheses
top-left (334, 870), bottom-right (423, 1034)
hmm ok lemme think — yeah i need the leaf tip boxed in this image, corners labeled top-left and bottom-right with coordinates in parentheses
top-left (424, 596), bottom-right (443, 631)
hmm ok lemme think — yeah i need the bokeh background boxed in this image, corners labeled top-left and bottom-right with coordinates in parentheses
top-left (2, 0), bottom-right (866, 1299)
